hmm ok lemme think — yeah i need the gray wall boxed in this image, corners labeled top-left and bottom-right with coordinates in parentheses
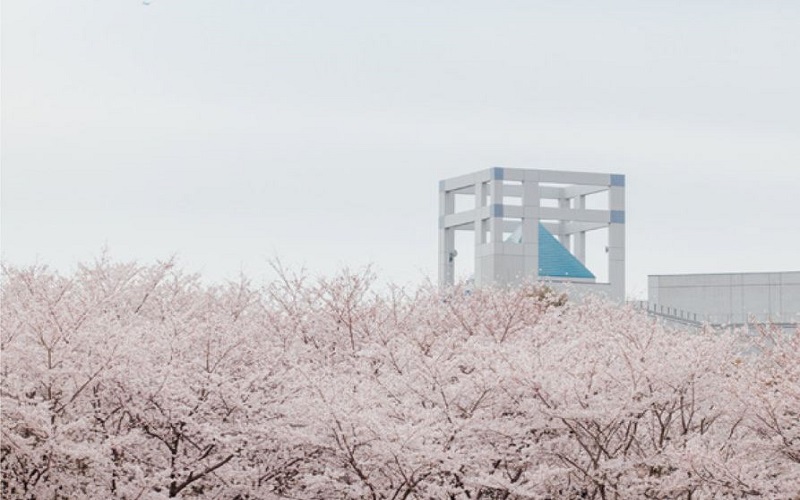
top-left (648, 272), bottom-right (800, 324)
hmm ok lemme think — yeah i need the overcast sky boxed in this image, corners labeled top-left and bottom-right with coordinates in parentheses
top-left (2, 1), bottom-right (799, 298)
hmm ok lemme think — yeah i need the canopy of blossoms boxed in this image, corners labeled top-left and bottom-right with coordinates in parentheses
top-left (2, 258), bottom-right (798, 498)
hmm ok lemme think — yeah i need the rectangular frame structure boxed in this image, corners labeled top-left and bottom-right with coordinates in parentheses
top-left (439, 167), bottom-right (625, 300)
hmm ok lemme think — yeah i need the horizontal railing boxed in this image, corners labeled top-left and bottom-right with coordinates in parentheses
top-left (629, 301), bottom-right (798, 331)
top-left (630, 301), bottom-right (702, 326)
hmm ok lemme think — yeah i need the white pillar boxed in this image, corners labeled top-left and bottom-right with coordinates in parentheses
top-left (575, 194), bottom-right (586, 263)
top-left (438, 189), bottom-right (455, 286)
top-left (522, 172), bottom-right (540, 281)
top-left (609, 182), bottom-right (625, 299)
top-left (473, 181), bottom-right (487, 284)
top-left (474, 182), bottom-right (487, 247)
top-left (489, 177), bottom-right (504, 243)
top-left (558, 197), bottom-right (570, 248)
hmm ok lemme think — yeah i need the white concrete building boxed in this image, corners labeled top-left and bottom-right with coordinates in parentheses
top-left (438, 167), bottom-right (625, 300)
top-left (647, 271), bottom-right (800, 326)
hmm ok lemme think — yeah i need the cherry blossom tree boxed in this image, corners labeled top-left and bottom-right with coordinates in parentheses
top-left (3, 257), bottom-right (798, 499)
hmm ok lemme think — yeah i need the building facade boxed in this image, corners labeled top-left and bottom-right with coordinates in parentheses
top-left (648, 271), bottom-right (800, 326)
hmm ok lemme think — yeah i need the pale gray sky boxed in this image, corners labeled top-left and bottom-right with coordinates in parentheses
top-left (2, 1), bottom-right (799, 298)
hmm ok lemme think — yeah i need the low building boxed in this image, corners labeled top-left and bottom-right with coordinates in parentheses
top-left (647, 271), bottom-right (800, 326)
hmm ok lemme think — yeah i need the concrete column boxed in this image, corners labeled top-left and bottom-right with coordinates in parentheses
top-left (489, 177), bottom-right (504, 243)
top-left (558, 197), bottom-right (570, 248)
top-left (522, 173), bottom-right (540, 280)
top-left (609, 223), bottom-right (625, 299)
top-left (438, 189), bottom-right (455, 286)
top-left (474, 182), bottom-right (487, 246)
top-left (608, 182), bottom-right (625, 299)
top-left (574, 194), bottom-right (586, 263)
top-left (473, 181), bottom-right (487, 284)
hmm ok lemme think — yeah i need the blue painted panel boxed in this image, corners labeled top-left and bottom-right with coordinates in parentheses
top-left (491, 167), bottom-right (504, 180)
top-left (610, 174), bottom-right (625, 187)
top-left (537, 224), bottom-right (595, 279)
top-left (611, 210), bottom-right (625, 224)
top-left (492, 204), bottom-right (504, 217)
top-left (504, 223), bottom-right (595, 279)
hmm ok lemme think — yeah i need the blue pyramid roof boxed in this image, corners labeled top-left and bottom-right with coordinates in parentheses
top-left (505, 224), bottom-right (595, 280)
top-left (536, 224), bottom-right (595, 279)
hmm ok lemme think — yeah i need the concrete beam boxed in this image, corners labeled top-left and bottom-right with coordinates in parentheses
top-left (537, 206), bottom-right (612, 223)
top-left (537, 170), bottom-right (611, 185)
